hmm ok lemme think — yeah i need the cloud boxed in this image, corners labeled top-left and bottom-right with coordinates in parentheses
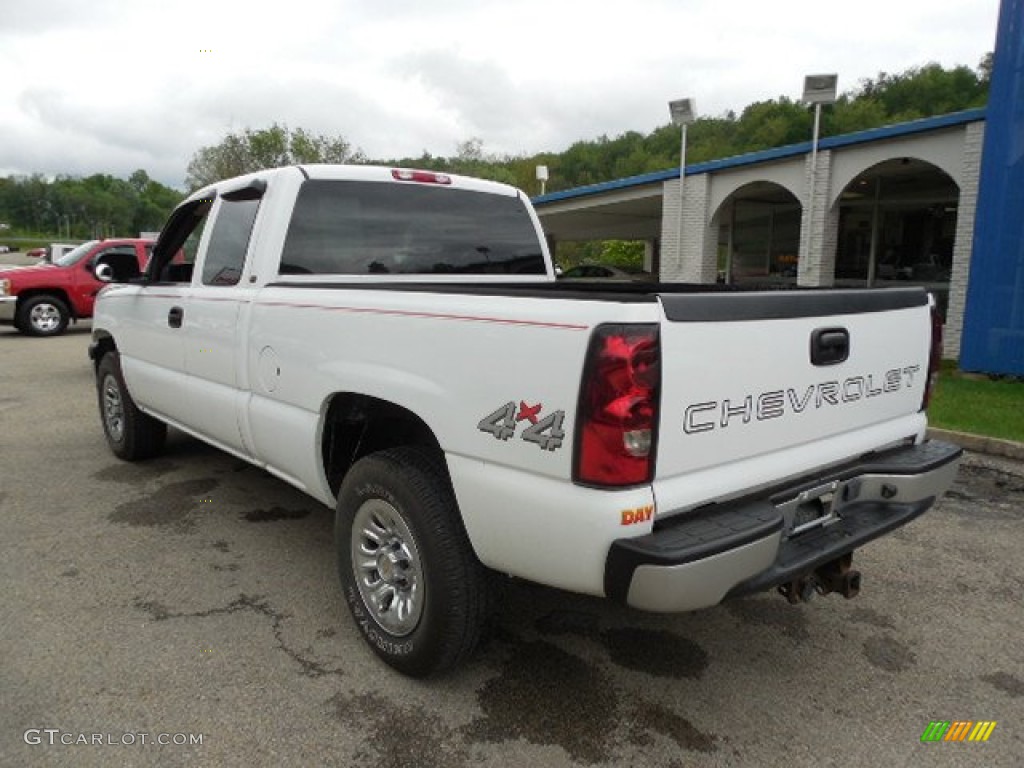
top-left (396, 51), bottom-right (530, 135)
top-left (0, 0), bottom-right (123, 36)
top-left (0, 0), bottom-right (999, 188)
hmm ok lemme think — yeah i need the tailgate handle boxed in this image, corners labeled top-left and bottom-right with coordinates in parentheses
top-left (811, 327), bottom-right (849, 366)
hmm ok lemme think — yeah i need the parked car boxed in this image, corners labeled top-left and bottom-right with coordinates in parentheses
top-left (49, 243), bottom-right (80, 262)
top-left (0, 239), bottom-right (153, 336)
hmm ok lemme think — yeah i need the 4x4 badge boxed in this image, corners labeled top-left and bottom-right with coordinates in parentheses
top-left (477, 401), bottom-right (566, 452)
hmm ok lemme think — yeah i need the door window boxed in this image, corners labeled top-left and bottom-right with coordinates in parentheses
top-left (201, 198), bottom-right (260, 286)
top-left (93, 246), bottom-right (142, 281)
top-left (150, 198), bottom-right (213, 283)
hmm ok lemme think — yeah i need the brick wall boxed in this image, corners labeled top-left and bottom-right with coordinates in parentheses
top-left (659, 176), bottom-right (716, 283)
top-left (797, 150), bottom-right (836, 287)
top-left (658, 124), bottom-right (983, 311)
top-left (659, 179), bottom-right (683, 281)
top-left (944, 121), bottom-right (985, 359)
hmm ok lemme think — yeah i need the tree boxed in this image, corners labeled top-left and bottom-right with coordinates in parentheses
top-left (185, 124), bottom-right (366, 190)
top-left (828, 97), bottom-right (889, 136)
top-left (0, 172), bottom-right (182, 239)
top-left (852, 63), bottom-right (987, 121)
top-left (290, 127), bottom-right (360, 165)
top-left (978, 52), bottom-right (994, 87)
top-left (128, 169), bottom-right (150, 194)
top-left (448, 138), bottom-right (517, 184)
top-left (599, 240), bottom-right (645, 269)
top-left (387, 137), bottom-right (519, 185)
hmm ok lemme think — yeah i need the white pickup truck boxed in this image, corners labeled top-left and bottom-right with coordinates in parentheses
top-left (90, 165), bottom-right (962, 676)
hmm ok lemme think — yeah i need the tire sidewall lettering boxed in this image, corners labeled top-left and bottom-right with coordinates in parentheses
top-left (98, 361), bottom-right (128, 450)
top-left (104, 375), bottom-right (126, 448)
top-left (344, 557), bottom-right (415, 657)
top-left (336, 448), bottom-right (484, 675)
top-left (355, 483), bottom-right (399, 508)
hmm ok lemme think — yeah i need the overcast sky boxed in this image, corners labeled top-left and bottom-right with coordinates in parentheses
top-left (0, 0), bottom-right (1000, 189)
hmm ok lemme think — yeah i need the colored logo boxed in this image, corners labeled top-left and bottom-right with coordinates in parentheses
top-left (620, 505), bottom-right (654, 526)
top-left (920, 721), bottom-right (997, 742)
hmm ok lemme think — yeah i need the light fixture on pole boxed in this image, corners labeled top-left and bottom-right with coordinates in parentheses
top-left (536, 165), bottom-right (549, 196)
top-left (800, 74), bottom-right (838, 281)
top-left (668, 97), bottom-right (697, 277)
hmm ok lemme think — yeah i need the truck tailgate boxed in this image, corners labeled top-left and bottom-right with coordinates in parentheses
top-left (653, 288), bottom-right (933, 511)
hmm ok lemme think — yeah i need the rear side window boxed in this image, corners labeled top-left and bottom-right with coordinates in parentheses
top-left (202, 199), bottom-right (260, 286)
top-left (279, 180), bottom-right (545, 276)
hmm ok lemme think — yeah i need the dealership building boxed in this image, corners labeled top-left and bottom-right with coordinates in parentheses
top-left (533, 0), bottom-right (1022, 375)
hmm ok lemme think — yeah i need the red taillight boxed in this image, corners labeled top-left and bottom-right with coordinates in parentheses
top-left (922, 301), bottom-right (943, 410)
top-left (575, 324), bottom-right (660, 487)
top-left (391, 168), bottom-right (452, 185)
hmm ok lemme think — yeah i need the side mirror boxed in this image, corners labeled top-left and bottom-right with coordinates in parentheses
top-left (95, 263), bottom-right (115, 283)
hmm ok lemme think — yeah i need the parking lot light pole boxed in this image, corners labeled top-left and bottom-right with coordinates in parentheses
top-left (669, 98), bottom-right (696, 278)
top-left (536, 165), bottom-right (549, 196)
top-left (800, 74), bottom-right (838, 283)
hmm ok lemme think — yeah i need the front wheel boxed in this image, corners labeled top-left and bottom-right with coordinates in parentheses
top-left (96, 351), bottom-right (167, 460)
top-left (17, 294), bottom-right (70, 336)
top-left (335, 447), bottom-right (489, 677)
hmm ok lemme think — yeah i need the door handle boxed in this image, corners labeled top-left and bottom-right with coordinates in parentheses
top-left (168, 306), bottom-right (184, 328)
top-left (810, 327), bottom-right (849, 366)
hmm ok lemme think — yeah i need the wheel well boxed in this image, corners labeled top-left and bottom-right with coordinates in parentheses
top-left (90, 333), bottom-right (117, 371)
top-left (18, 289), bottom-right (75, 318)
top-left (322, 393), bottom-right (443, 497)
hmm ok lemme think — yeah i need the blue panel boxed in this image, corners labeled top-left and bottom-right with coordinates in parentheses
top-left (961, 0), bottom-right (1024, 374)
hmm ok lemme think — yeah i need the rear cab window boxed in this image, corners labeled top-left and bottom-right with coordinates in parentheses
top-left (279, 180), bottom-right (545, 276)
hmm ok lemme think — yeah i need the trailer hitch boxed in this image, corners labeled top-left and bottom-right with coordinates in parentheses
top-left (777, 553), bottom-right (862, 603)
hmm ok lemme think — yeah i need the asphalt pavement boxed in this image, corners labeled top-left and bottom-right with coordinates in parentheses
top-left (1, 324), bottom-right (1022, 767)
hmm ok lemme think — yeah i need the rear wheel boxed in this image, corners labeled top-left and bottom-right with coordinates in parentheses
top-left (96, 352), bottom-right (167, 460)
top-left (17, 294), bottom-right (70, 336)
top-left (336, 447), bottom-right (489, 677)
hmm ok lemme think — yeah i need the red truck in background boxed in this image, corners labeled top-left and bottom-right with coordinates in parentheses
top-left (0, 239), bottom-right (153, 336)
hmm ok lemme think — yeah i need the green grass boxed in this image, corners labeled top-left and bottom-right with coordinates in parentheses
top-left (928, 367), bottom-right (1024, 443)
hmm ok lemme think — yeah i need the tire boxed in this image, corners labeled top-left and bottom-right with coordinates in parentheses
top-left (336, 447), bottom-right (489, 677)
top-left (17, 294), bottom-right (70, 336)
top-left (96, 351), bottom-right (167, 460)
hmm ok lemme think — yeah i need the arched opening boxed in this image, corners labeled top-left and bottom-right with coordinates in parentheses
top-left (712, 181), bottom-right (802, 286)
top-left (834, 158), bottom-right (959, 318)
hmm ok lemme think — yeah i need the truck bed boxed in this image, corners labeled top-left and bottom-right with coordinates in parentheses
top-left (267, 279), bottom-right (927, 311)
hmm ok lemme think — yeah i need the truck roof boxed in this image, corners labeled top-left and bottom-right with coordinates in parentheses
top-left (184, 165), bottom-right (520, 206)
